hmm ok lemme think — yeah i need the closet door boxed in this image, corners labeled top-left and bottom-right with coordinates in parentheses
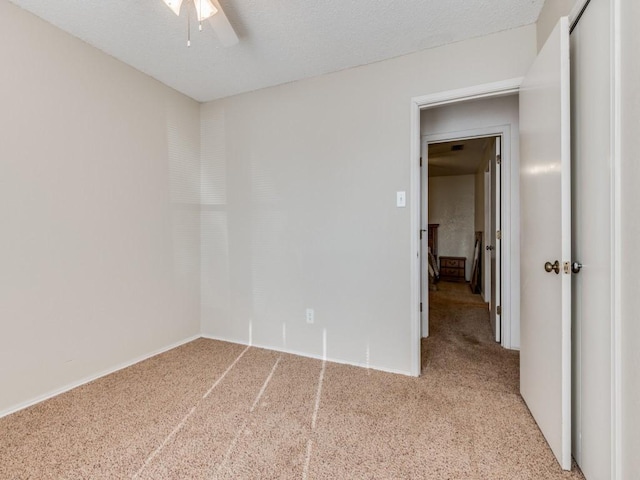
top-left (571, 0), bottom-right (613, 477)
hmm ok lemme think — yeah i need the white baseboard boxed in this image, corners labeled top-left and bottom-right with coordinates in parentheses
top-left (0, 334), bottom-right (201, 419)
top-left (1, 332), bottom-right (413, 419)
top-left (199, 333), bottom-right (412, 377)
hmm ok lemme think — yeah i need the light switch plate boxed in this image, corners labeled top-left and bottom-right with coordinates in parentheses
top-left (396, 191), bottom-right (406, 207)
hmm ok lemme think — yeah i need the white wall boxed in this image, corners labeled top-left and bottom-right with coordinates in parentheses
top-left (428, 175), bottom-right (475, 280)
top-left (0, 1), bottom-right (201, 415)
top-left (200, 26), bottom-right (536, 373)
top-left (421, 95), bottom-right (521, 348)
top-left (621, 0), bottom-right (640, 477)
top-left (536, 0), bottom-right (579, 51)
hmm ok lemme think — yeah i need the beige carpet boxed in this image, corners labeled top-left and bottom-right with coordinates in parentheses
top-left (0, 283), bottom-right (585, 479)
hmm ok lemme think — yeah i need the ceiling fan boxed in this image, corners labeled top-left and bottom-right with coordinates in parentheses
top-left (162, 0), bottom-right (238, 47)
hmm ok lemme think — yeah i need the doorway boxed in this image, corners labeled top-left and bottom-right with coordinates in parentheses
top-left (421, 135), bottom-right (502, 346)
top-left (409, 85), bottom-right (522, 376)
top-left (416, 93), bottom-right (519, 353)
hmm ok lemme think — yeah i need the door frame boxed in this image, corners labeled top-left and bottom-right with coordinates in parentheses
top-left (420, 128), bottom-right (508, 345)
top-left (409, 77), bottom-right (522, 377)
top-left (609, 0), bottom-right (622, 476)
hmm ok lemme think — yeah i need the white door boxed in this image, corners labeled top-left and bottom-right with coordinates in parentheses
top-left (519, 17), bottom-right (572, 471)
top-left (483, 167), bottom-right (491, 305)
top-left (490, 138), bottom-right (501, 343)
top-left (420, 147), bottom-right (429, 337)
top-left (571, 0), bottom-right (612, 476)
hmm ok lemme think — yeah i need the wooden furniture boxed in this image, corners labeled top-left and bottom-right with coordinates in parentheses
top-left (427, 224), bottom-right (439, 259)
top-left (439, 256), bottom-right (466, 282)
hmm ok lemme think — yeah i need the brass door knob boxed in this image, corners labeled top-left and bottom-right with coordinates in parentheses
top-left (544, 260), bottom-right (560, 274)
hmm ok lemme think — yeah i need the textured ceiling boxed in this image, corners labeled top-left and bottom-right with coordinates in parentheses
top-left (428, 138), bottom-right (494, 177)
top-left (7, 0), bottom-right (544, 102)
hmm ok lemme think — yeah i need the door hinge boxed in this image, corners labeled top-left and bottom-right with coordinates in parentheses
top-left (497, 305), bottom-right (501, 315)
top-left (420, 302), bottom-right (423, 313)
top-left (496, 230), bottom-right (502, 240)
top-left (497, 154), bottom-right (501, 165)
top-left (420, 157), bottom-right (423, 167)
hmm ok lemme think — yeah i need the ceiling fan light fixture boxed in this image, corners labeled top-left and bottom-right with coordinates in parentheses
top-left (162, 0), bottom-right (183, 16)
top-left (160, 0), bottom-right (236, 47)
top-left (195, 0), bottom-right (218, 21)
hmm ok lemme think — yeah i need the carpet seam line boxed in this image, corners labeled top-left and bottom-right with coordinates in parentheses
top-left (132, 345), bottom-right (251, 479)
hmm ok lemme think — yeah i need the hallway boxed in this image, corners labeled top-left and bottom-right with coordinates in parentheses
top-left (423, 281), bottom-right (519, 393)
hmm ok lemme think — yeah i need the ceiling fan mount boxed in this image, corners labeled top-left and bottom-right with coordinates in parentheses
top-left (162, 0), bottom-right (238, 47)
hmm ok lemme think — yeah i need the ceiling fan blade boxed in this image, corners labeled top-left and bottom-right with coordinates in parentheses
top-left (195, 0), bottom-right (218, 21)
top-left (207, 0), bottom-right (239, 47)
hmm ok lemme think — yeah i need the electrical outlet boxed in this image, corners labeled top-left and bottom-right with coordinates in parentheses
top-left (305, 308), bottom-right (314, 324)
